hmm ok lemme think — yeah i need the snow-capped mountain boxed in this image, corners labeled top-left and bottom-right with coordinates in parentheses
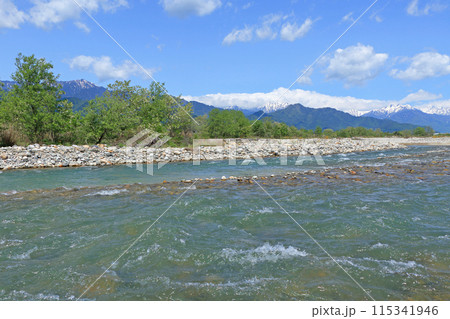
top-left (222, 102), bottom-right (289, 115)
top-left (363, 104), bottom-right (449, 133)
top-left (223, 105), bottom-right (258, 116)
top-left (59, 79), bottom-right (106, 100)
top-left (347, 109), bottom-right (369, 117)
top-left (1, 79), bottom-right (106, 101)
top-left (420, 105), bottom-right (450, 116)
top-left (366, 104), bottom-right (414, 116)
top-left (261, 102), bottom-right (289, 113)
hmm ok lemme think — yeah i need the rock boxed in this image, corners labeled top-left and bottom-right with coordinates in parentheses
top-left (0, 137), bottom-right (420, 171)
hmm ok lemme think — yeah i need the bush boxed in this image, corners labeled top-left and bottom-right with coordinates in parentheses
top-left (0, 125), bottom-right (21, 146)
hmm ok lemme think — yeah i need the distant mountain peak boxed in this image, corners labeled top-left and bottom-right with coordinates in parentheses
top-left (363, 104), bottom-right (449, 133)
top-left (60, 79), bottom-right (100, 89)
top-left (347, 109), bottom-right (368, 117)
top-left (59, 80), bottom-right (106, 100)
top-left (420, 105), bottom-right (450, 116)
top-left (261, 102), bottom-right (288, 113)
top-left (371, 104), bottom-right (414, 116)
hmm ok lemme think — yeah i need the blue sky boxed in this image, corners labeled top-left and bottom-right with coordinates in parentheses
top-left (1, 0), bottom-right (449, 112)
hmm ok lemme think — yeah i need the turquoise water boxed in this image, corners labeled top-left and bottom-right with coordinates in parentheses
top-left (0, 146), bottom-right (449, 300)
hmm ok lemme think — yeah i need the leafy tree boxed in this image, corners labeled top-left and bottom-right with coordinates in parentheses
top-left (0, 82), bottom-right (7, 125)
top-left (314, 126), bottom-right (322, 136)
top-left (81, 81), bottom-right (141, 144)
top-left (192, 114), bottom-right (209, 139)
top-left (166, 98), bottom-right (194, 144)
top-left (262, 119), bottom-right (275, 137)
top-left (323, 128), bottom-right (334, 137)
top-left (288, 125), bottom-right (299, 137)
top-left (252, 120), bottom-right (265, 137)
top-left (207, 109), bottom-right (250, 138)
top-left (413, 127), bottom-right (427, 136)
top-left (3, 53), bottom-right (73, 143)
top-left (424, 126), bottom-right (434, 136)
top-left (137, 82), bottom-right (172, 132)
top-left (80, 80), bottom-right (194, 145)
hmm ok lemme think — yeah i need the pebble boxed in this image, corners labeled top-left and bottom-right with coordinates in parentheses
top-left (0, 138), bottom-right (415, 171)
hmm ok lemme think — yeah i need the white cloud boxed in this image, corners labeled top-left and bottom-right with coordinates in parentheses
top-left (390, 52), bottom-right (450, 81)
top-left (183, 87), bottom-right (449, 113)
top-left (68, 55), bottom-right (155, 82)
top-left (27, 0), bottom-right (127, 29)
top-left (223, 14), bottom-right (283, 44)
top-left (222, 26), bottom-right (253, 45)
top-left (160, 0), bottom-right (222, 18)
top-left (280, 18), bottom-right (313, 42)
top-left (242, 2), bottom-right (252, 10)
top-left (74, 21), bottom-right (90, 33)
top-left (416, 99), bottom-right (450, 110)
top-left (0, 0), bottom-right (27, 29)
top-left (255, 14), bottom-right (282, 40)
top-left (255, 14), bottom-right (281, 40)
top-left (406, 0), bottom-right (447, 16)
top-left (224, 14), bottom-right (314, 45)
top-left (296, 67), bottom-right (313, 85)
top-left (341, 12), bottom-right (354, 23)
top-left (399, 89), bottom-right (442, 103)
top-left (324, 43), bottom-right (388, 86)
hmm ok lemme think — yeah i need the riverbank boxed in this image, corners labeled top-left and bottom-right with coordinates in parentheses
top-left (1, 137), bottom-right (449, 170)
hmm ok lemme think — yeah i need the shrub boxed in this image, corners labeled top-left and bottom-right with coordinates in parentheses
top-left (0, 125), bottom-right (21, 146)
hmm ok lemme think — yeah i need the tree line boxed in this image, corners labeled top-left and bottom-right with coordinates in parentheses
top-left (0, 54), bottom-right (193, 147)
top-left (0, 54), bottom-right (435, 147)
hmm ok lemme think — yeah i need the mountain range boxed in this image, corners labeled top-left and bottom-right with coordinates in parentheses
top-left (1, 79), bottom-right (106, 100)
top-left (362, 104), bottom-right (449, 133)
top-left (249, 104), bottom-right (418, 132)
top-left (2, 79), bottom-right (449, 132)
top-left (1, 79), bottom-right (106, 112)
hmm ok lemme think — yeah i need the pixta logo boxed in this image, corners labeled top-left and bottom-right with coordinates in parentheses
top-left (125, 129), bottom-right (171, 175)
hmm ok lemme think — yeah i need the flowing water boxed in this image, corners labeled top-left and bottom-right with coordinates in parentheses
top-left (0, 146), bottom-right (448, 300)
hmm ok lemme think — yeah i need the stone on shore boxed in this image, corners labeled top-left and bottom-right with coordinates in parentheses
top-left (1, 137), bottom-right (448, 171)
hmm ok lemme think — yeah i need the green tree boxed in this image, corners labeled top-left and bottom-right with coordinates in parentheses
top-left (3, 54), bottom-right (73, 143)
top-left (192, 114), bottom-right (209, 139)
top-left (288, 125), bottom-right (299, 137)
top-left (207, 109), bottom-right (250, 138)
top-left (252, 120), bottom-right (266, 137)
top-left (137, 82), bottom-right (173, 132)
top-left (166, 98), bottom-right (194, 144)
top-left (314, 126), bottom-right (322, 137)
top-left (81, 81), bottom-right (141, 144)
top-left (413, 127), bottom-right (427, 137)
top-left (424, 126), bottom-right (434, 136)
top-left (323, 128), bottom-right (334, 137)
